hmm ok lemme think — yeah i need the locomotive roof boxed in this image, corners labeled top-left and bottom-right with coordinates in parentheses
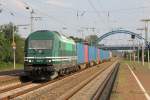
top-left (28, 30), bottom-right (75, 44)
top-left (58, 34), bottom-right (75, 44)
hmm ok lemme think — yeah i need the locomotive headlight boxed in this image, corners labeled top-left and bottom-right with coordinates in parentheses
top-left (48, 60), bottom-right (51, 62)
top-left (28, 60), bottom-right (32, 63)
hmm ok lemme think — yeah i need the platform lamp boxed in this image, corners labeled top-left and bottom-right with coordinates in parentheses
top-left (128, 39), bottom-right (133, 62)
top-left (25, 6), bottom-right (34, 33)
top-left (141, 19), bottom-right (150, 68)
top-left (8, 12), bottom-right (16, 70)
top-left (131, 35), bottom-right (136, 62)
top-left (137, 28), bottom-right (145, 66)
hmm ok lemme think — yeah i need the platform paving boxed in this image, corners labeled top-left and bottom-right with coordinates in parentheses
top-left (110, 61), bottom-right (147, 100)
top-left (128, 61), bottom-right (150, 99)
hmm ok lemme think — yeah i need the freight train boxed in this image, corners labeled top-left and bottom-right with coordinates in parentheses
top-left (24, 30), bottom-right (111, 80)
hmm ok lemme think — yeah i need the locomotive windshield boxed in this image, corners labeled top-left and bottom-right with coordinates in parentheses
top-left (29, 40), bottom-right (52, 49)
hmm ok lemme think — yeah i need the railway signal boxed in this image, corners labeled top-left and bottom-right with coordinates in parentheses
top-left (12, 24), bottom-right (16, 70)
top-left (131, 35), bottom-right (135, 39)
top-left (12, 42), bottom-right (16, 70)
top-left (11, 42), bottom-right (16, 68)
top-left (11, 42), bottom-right (16, 50)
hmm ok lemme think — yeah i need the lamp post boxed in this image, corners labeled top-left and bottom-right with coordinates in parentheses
top-left (133, 39), bottom-right (135, 62)
top-left (9, 12), bottom-right (16, 70)
top-left (25, 6), bottom-right (42, 33)
top-left (128, 39), bottom-right (133, 61)
top-left (137, 28), bottom-right (145, 65)
top-left (25, 6), bottom-right (34, 33)
top-left (141, 19), bottom-right (150, 67)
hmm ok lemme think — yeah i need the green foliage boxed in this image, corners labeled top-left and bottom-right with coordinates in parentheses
top-left (15, 34), bottom-right (24, 63)
top-left (85, 35), bottom-right (98, 45)
top-left (0, 62), bottom-right (23, 71)
top-left (0, 31), bottom-right (11, 62)
top-left (0, 23), bottom-right (24, 65)
top-left (0, 22), bottom-right (18, 41)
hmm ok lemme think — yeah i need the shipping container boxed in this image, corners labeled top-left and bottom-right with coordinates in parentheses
top-left (88, 46), bottom-right (92, 62)
top-left (102, 50), bottom-right (109, 60)
top-left (76, 43), bottom-right (84, 64)
top-left (105, 50), bottom-right (109, 60)
top-left (100, 49), bottom-right (104, 61)
top-left (93, 47), bottom-right (97, 60)
top-left (84, 44), bottom-right (89, 63)
top-left (97, 48), bottom-right (100, 61)
top-left (88, 46), bottom-right (97, 62)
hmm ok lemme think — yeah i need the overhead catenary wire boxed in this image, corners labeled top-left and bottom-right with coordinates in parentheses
top-left (22, 1), bottom-right (68, 25)
top-left (87, 0), bottom-right (110, 32)
top-left (2, 0), bottom-right (150, 37)
top-left (0, 0), bottom-right (77, 30)
top-left (2, 0), bottom-right (150, 16)
top-left (87, 0), bottom-right (106, 22)
top-left (23, 0), bottom-right (150, 14)
top-left (20, 0), bottom-right (80, 32)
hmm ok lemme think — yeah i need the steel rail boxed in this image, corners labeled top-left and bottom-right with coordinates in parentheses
top-left (0, 61), bottom-right (117, 100)
top-left (58, 61), bottom-right (119, 100)
top-left (0, 62), bottom-right (107, 100)
top-left (92, 63), bottom-right (120, 100)
top-left (0, 82), bottom-right (32, 94)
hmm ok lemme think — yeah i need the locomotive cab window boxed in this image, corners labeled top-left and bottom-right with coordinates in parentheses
top-left (29, 40), bottom-right (52, 49)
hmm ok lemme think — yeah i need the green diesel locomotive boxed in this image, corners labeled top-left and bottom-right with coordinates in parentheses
top-left (24, 30), bottom-right (78, 80)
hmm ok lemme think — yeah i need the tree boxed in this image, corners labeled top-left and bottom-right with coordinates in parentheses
top-left (0, 22), bottom-right (18, 42)
top-left (0, 31), bottom-right (11, 62)
top-left (85, 35), bottom-right (98, 45)
top-left (0, 23), bottom-right (24, 64)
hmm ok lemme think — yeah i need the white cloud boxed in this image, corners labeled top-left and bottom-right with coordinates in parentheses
top-left (46, 0), bottom-right (72, 8)
top-left (0, 0), bottom-right (27, 12)
top-left (13, 0), bottom-right (26, 10)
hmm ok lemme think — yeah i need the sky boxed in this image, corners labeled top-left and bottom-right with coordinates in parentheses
top-left (0, 0), bottom-right (150, 45)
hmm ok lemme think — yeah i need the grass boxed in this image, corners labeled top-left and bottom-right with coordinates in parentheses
top-left (0, 62), bottom-right (23, 71)
top-left (124, 59), bottom-right (150, 69)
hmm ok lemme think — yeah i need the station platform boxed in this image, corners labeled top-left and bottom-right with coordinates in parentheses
top-left (110, 61), bottom-right (150, 100)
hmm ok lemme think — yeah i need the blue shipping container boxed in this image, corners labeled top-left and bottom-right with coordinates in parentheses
top-left (88, 46), bottom-right (92, 62)
top-left (101, 50), bottom-right (109, 60)
top-left (88, 46), bottom-right (97, 61)
top-left (105, 50), bottom-right (110, 59)
top-left (77, 43), bottom-right (84, 64)
top-left (93, 47), bottom-right (97, 60)
top-left (100, 49), bottom-right (104, 61)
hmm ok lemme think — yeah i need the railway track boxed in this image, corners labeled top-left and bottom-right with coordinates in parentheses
top-left (0, 69), bottom-right (23, 76)
top-left (60, 61), bottom-right (119, 100)
top-left (92, 63), bottom-right (119, 100)
top-left (0, 60), bottom-right (118, 100)
top-left (0, 69), bottom-right (27, 91)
